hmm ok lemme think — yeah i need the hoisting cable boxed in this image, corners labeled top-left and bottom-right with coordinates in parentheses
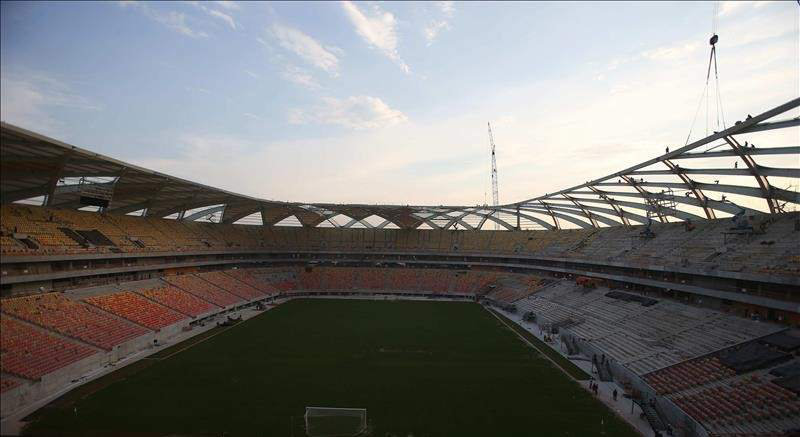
top-left (685, 2), bottom-right (727, 147)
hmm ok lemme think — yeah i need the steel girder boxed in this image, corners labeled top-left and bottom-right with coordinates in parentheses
top-left (723, 135), bottom-right (781, 213)
top-left (1, 98), bottom-right (797, 231)
top-left (521, 204), bottom-right (621, 227)
top-left (538, 201), bottom-right (561, 229)
top-left (588, 186), bottom-right (631, 226)
top-left (495, 208), bottom-right (557, 230)
top-left (569, 190), bottom-right (761, 217)
top-left (662, 160), bottom-right (716, 219)
top-left (521, 202), bottom-right (649, 225)
top-left (512, 98), bottom-right (799, 226)
top-left (674, 146), bottom-right (799, 160)
top-left (561, 194), bottom-right (599, 227)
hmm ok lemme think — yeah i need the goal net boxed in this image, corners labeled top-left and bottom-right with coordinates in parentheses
top-left (304, 406), bottom-right (367, 437)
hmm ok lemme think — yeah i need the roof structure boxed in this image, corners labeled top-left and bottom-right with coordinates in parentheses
top-left (1, 98), bottom-right (798, 230)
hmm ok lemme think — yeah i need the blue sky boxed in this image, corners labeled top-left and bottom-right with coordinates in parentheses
top-left (1, 1), bottom-right (797, 205)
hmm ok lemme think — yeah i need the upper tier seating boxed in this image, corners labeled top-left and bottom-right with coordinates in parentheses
top-left (289, 267), bottom-right (513, 296)
top-left (196, 271), bottom-right (264, 301)
top-left (164, 275), bottom-right (244, 308)
top-left (3, 204), bottom-right (797, 280)
top-left (137, 285), bottom-right (218, 317)
top-left (1, 316), bottom-right (97, 380)
top-left (0, 293), bottom-right (148, 350)
top-left (85, 292), bottom-right (187, 330)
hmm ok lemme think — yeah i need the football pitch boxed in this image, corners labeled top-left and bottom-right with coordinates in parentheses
top-left (24, 299), bottom-right (638, 436)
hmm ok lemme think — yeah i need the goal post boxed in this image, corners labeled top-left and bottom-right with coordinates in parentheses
top-left (304, 406), bottom-right (367, 437)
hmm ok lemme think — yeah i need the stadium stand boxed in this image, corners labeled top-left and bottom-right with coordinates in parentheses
top-left (84, 292), bottom-right (187, 330)
top-left (137, 285), bottom-right (219, 317)
top-left (516, 281), bottom-right (784, 375)
top-left (3, 204), bottom-right (798, 282)
top-left (0, 293), bottom-right (148, 350)
top-left (224, 269), bottom-right (280, 294)
top-left (196, 271), bottom-right (264, 301)
top-left (164, 274), bottom-right (245, 308)
top-left (1, 316), bottom-right (97, 380)
top-left (1, 103), bottom-right (797, 435)
top-left (0, 377), bottom-right (21, 394)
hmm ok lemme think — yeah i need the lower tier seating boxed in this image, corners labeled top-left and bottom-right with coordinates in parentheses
top-left (196, 271), bottom-right (264, 301)
top-left (0, 376), bottom-right (21, 393)
top-left (0, 293), bottom-right (149, 350)
top-left (84, 292), bottom-right (187, 330)
top-left (138, 285), bottom-right (219, 317)
top-left (165, 275), bottom-right (244, 308)
top-left (224, 269), bottom-right (280, 294)
top-left (1, 317), bottom-right (97, 380)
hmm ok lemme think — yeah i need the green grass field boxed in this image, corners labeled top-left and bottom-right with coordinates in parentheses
top-left (25, 299), bottom-right (637, 436)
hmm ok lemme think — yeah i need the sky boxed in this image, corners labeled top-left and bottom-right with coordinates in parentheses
top-left (1, 1), bottom-right (798, 207)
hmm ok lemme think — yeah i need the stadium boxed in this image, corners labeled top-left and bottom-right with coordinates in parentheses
top-left (1, 2), bottom-right (799, 437)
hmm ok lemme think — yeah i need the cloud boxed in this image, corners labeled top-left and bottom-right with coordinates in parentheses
top-left (438, 1), bottom-right (455, 17)
top-left (214, 1), bottom-right (239, 10)
top-left (189, 1), bottom-right (238, 30)
top-left (185, 86), bottom-right (211, 95)
top-left (271, 23), bottom-right (341, 76)
top-left (425, 1), bottom-right (455, 45)
top-left (244, 69), bottom-right (259, 79)
top-left (719, 1), bottom-right (773, 16)
top-left (120, 2), bottom-right (208, 38)
top-left (424, 21), bottom-right (450, 45)
top-left (289, 96), bottom-right (407, 130)
top-left (243, 112), bottom-right (263, 121)
top-left (207, 9), bottom-right (237, 30)
top-left (642, 43), bottom-right (699, 62)
top-left (341, 1), bottom-right (409, 73)
top-left (1, 70), bottom-right (100, 135)
top-left (37, 1), bottom-right (799, 212)
top-left (281, 65), bottom-right (321, 89)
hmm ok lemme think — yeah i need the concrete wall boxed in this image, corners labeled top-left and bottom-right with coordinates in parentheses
top-left (1, 351), bottom-right (104, 418)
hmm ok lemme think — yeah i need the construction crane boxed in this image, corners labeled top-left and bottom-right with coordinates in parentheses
top-left (488, 122), bottom-right (500, 229)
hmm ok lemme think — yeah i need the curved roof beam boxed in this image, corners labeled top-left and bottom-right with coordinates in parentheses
top-left (724, 135), bottom-right (781, 213)
top-left (471, 210), bottom-right (517, 231)
top-left (183, 205), bottom-right (226, 221)
top-left (517, 206), bottom-right (595, 229)
top-left (427, 208), bottom-right (475, 230)
top-left (593, 181), bottom-right (799, 204)
top-left (620, 175), bottom-right (668, 223)
top-left (521, 202), bottom-right (649, 225)
top-left (538, 201), bottom-right (561, 229)
top-left (521, 204), bottom-right (623, 227)
top-left (562, 194), bottom-right (599, 228)
top-left (587, 186), bottom-right (631, 226)
top-left (673, 146), bottom-right (800, 160)
top-left (514, 98), bottom-right (800, 207)
top-left (495, 208), bottom-right (557, 230)
top-left (220, 205), bottom-right (262, 224)
top-left (629, 166), bottom-right (800, 178)
top-left (569, 190), bottom-right (760, 217)
top-left (662, 160), bottom-right (716, 219)
top-left (530, 196), bottom-right (704, 222)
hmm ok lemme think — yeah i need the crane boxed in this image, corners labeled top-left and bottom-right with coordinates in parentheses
top-left (488, 122), bottom-right (499, 229)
